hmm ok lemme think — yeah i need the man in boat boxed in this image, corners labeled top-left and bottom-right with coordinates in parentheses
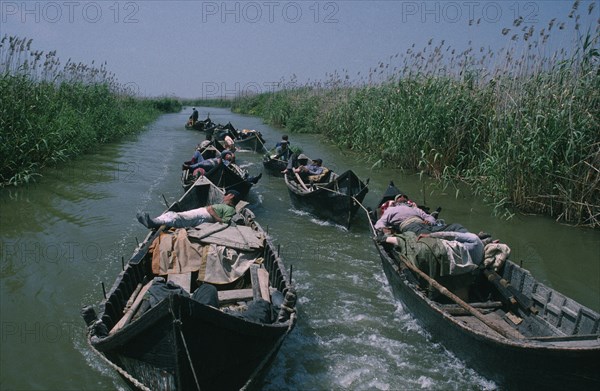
top-left (294, 158), bottom-right (324, 177)
top-left (378, 230), bottom-right (484, 278)
top-left (275, 135), bottom-right (290, 148)
top-left (375, 193), bottom-right (468, 235)
top-left (189, 107), bottom-right (199, 124)
top-left (136, 189), bottom-right (241, 229)
top-left (273, 140), bottom-right (292, 161)
top-left (223, 134), bottom-right (235, 151)
top-left (183, 150), bottom-right (233, 174)
top-left (281, 153), bottom-right (310, 175)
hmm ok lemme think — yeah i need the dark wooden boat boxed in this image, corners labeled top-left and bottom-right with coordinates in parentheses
top-left (371, 184), bottom-right (600, 390)
top-left (262, 154), bottom-right (287, 177)
top-left (234, 131), bottom-right (267, 153)
top-left (82, 176), bottom-right (297, 391)
top-left (185, 116), bottom-right (214, 131)
top-left (181, 145), bottom-right (260, 199)
top-left (284, 168), bottom-right (369, 229)
top-left (211, 123), bottom-right (267, 153)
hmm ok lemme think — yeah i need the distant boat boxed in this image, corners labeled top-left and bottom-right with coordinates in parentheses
top-left (212, 123), bottom-right (267, 153)
top-left (284, 164), bottom-right (369, 229)
top-left (82, 176), bottom-right (297, 391)
top-left (185, 116), bottom-right (214, 131)
top-left (371, 181), bottom-right (600, 390)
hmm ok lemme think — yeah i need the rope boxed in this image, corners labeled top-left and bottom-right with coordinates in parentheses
top-left (170, 302), bottom-right (202, 391)
top-left (175, 319), bottom-right (202, 391)
top-left (87, 335), bottom-right (152, 391)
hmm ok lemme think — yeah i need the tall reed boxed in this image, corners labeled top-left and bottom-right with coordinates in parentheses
top-left (229, 1), bottom-right (599, 227)
top-left (0, 36), bottom-right (181, 186)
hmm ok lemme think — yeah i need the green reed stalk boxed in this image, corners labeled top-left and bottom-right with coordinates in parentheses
top-left (230, 1), bottom-right (599, 227)
top-left (0, 36), bottom-right (182, 186)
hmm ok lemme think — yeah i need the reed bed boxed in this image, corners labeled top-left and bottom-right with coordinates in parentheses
top-left (0, 36), bottom-right (181, 186)
top-left (228, 1), bottom-right (599, 227)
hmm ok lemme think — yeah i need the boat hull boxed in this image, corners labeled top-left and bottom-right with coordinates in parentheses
top-left (85, 177), bottom-right (297, 390)
top-left (235, 135), bottom-right (266, 153)
top-left (285, 170), bottom-right (368, 229)
top-left (94, 295), bottom-right (294, 391)
top-left (375, 242), bottom-right (600, 390)
top-left (262, 156), bottom-right (287, 177)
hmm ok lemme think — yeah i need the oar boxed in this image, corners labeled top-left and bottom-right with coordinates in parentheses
top-left (294, 172), bottom-right (310, 191)
top-left (396, 252), bottom-right (517, 339)
top-left (254, 132), bottom-right (267, 152)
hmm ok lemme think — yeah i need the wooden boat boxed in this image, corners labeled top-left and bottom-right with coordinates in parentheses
top-left (82, 176), bottom-right (297, 391)
top-left (185, 116), bottom-right (214, 131)
top-left (284, 167), bottom-right (369, 229)
top-left (181, 145), bottom-right (260, 199)
top-left (262, 154), bottom-right (287, 177)
top-left (211, 123), bottom-right (267, 153)
top-left (234, 130), bottom-right (267, 153)
top-left (371, 184), bottom-right (600, 390)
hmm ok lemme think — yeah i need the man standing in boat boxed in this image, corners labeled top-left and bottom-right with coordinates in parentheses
top-left (136, 189), bottom-right (241, 229)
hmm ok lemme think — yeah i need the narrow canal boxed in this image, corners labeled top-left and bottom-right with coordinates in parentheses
top-left (1, 107), bottom-right (598, 390)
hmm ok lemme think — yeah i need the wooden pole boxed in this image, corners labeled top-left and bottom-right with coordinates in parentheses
top-left (294, 172), bottom-right (310, 191)
top-left (396, 253), bottom-right (518, 340)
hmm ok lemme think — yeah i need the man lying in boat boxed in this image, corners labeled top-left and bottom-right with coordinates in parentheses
top-left (377, 230), bottom-right (485, 277)
top-left (375, 193), bottom-right (468, 235)
top-left (136, 189), bottom-right (241, 229)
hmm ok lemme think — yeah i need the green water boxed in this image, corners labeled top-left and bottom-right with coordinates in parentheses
top-left (1, 108), bottom-right (598, 390)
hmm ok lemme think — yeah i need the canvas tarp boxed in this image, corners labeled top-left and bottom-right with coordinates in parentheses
top-left (149, 225), bottom-right (264, 285)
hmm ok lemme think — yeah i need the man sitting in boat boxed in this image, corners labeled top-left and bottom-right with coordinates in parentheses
top-left (375, 193), bottom-right (468, 235)
top-left (273, 140), bottom-right (292, 161)
top-left (136, 189), bottom-right (241, 229)
top-left (294, 158), bottom-right (330, 183)
top-left (281, 153), bottom-right (309, 175)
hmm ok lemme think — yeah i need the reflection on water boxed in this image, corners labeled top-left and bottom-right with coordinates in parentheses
top-left (0, 108), bottom-right (598, 390)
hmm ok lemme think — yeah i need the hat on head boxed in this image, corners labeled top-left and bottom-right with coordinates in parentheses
top-left (297, 154), bottom-right (309, 160)
top-left (394, 193), bottom-right (409, 202)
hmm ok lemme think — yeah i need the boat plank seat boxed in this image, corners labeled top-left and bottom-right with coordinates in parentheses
top-left (167, 273), bottom-right (192, 294)
top-left (440, 301), bottom-right (503, 316)
top-left (218, 289), bottom-right (254, 304)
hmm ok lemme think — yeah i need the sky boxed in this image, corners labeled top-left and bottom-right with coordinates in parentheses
top-left (2, 0), bottom-right (598, 98)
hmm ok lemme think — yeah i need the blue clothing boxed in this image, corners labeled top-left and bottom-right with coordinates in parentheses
top-left (304, 164), bottom-right (323, 176)
top-left (190, 157), bottom-right (220, 170)
top-left (274, 145), bottom-right (292, 161)
top-left (192, 150), bottom-right (204, 164)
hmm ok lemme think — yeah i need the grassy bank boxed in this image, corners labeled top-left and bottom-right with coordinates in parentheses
top-left (229, 3), bottom-right (599, 227)
top-left (0, 36), bottom-right (182, 186)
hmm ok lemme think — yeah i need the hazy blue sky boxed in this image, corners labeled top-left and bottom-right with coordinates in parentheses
top-left (2, 1), bottom-right (597, 98)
